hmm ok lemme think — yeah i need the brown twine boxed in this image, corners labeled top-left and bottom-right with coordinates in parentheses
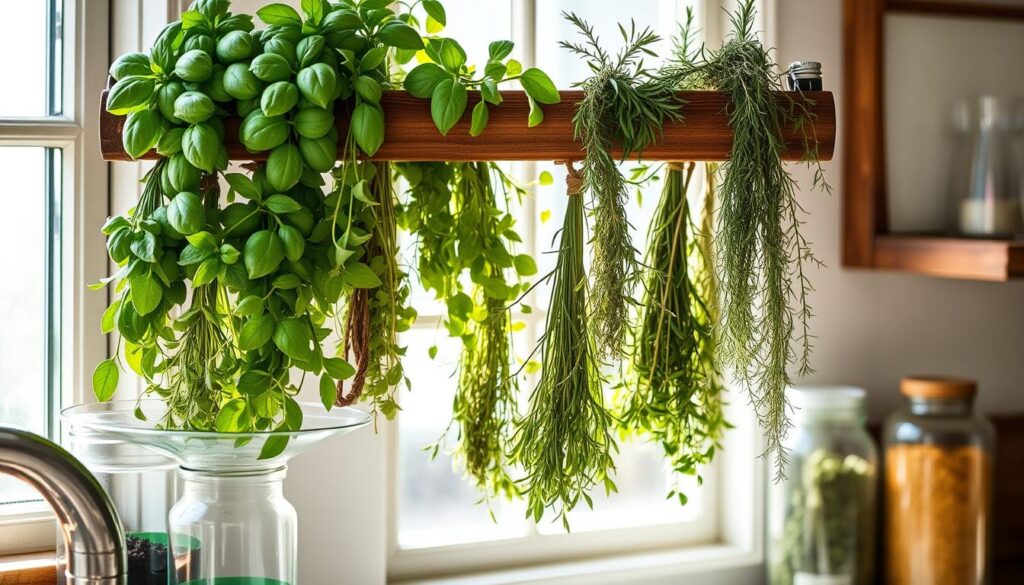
top-left (554, 160), bottom-right (584, 196)
top-left (335, 287), bottom-right (370, 407)
top-left (666, 161), bottom-right (691, 172)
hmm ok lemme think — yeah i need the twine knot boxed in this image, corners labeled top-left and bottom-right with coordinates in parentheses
top-left (554, 160), bottom-right (584, 196)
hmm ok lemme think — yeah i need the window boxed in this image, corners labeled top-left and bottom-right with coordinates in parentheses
top-left (0, 0), bottom-right (109, 554)
top-left (388, 2), bottom-right (759, 581)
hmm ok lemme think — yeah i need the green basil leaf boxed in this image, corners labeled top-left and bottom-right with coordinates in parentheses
top-left (505, 59), bottom-right (522, 77)
top-left (258, 435), bottom-right (290, 460)
top-left (430, 78), bottom-right (467, 136)
top-left (174, 49), bottom-right (213, 83)
top-left (513, 253), bottom-right (538, 276)
top-left (250, 53), bottom-right (292, 83)
top-left (293, 106), bottom-right (334, 139)
top-left (264, 37), bottom-right (298, 68)
top-left (429, 38), bottom-right (466, 72)
top-left (469, 101), bottom-right (488, 137)
top-left (150, 22), bottom-right (183, 74)
top-left (527, 95), bottom-right (543, 128)
top-left (321, 9), bottom-right (360, 34)
top-left (296, 63), bottom-right (337, 109)
top-left (375, 21), bottom-right (423, 50)
top-left (244, 230), bottom-right (285, 278)
top-left (350, 103), bottom-right (384, 156)
top-left (92, 359), bottom-right (119, 402)
top-left (130, 273), bottom-right (163, 316)
top-left (343, 261), bottom-right (382, 288)
top-left (271, 273), bottom-right (301, 289)
top-left (216, 30), bottom-right (255, 63)
top-left (167, 192), bottom-right (206, 235)
top-left (106, 76), bottom-right (156, 115)
top-left (319, 374), bottom-right (335, 411)
top-left (260, 81), bottom-right (300, 117)
top-left (192, 257), bottom-right (220, 286)
top-left (360, 47), bottom-right (387, 71)
top-left (278, 224), bottom-right (306, 261)
top-left (178, 244), bottom-right (208, 266)
top-left (257, 3), bottom-right (302, 27)
top-left (484, 62), bottom-right (507, 81)
top-left (298, 135), bottom-right (337, 173)
top-left (215, 398), bottom-right (248, 432)
top-left (480, 78), bottom-right (502, 105)
top-left (181, 10), bottom-right (208, 31)
top-left (220, 243), bottom-right (241, 264)
top-left (422, 0), bottom-right (446, 26)
top-left (156, 126), bottom-right (185, 156)
top-left (110, 52), bottom-right (153, 81)
top-left (173, 91), bottom-right (215, 124)
top-left (221, 202), bottom-right (262, 234)
top-left (182, 33), bottom-right (215, 54)
top-left (123, 109), bottom-right (163, 159)
top-left (301, 0), bottom-right (326, 24)
top-left (264, 194), bottom-right (303, 214)
top-left (323, 357), bottom-right (355, 380)
top-left (273, 317), bottom-right (314, 361)
top-left (182, 122), bottom-right (220, 172)
top-left (217, 12), bottom-right (254, 34)
top-left (224, 172), bottom-right (262, 200)
top-left (240, 111), bottom-right (289, 152)
top-left (519, 68), bottom-right (560, 105)
top-left (130, 231), bottom-right (160, 262)
top-left (101, 299), bottom-right (121, 334)
top-left (296, 35), bottom-right (326, 68)
top-left (488, 40), bottom-right (514, 62)
top-left (223, 62), bottom-right (262, 100)
top-left (239, 313), bottom-right (276, 350)
top-left (403, 63), bottom-right (447, 99)
top-left (353, 75), bottom-right (381, 104)
top-left (167, 153), bottom-right (202, 192)
top-left (155, 80), bottom-right (186, 123)
top-left (235, 295), bottom-right (264, 317)
top-left (265, 143), bottom-right (303, 192)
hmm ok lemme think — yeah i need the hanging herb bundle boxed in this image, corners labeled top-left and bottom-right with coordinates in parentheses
top-left (396, 161), bottom-right (533, 501)
top-left (511, 166), bottom-right (616, 528)
top-left (559, 13), bottom-right (681, 359)
top-left (620, 162), bottom-right (727, 502)
top-left (657, 0), bottom-right (829, 476)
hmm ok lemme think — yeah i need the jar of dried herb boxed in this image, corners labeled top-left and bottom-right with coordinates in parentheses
top-left (767, 386), bottom-right (877, 585)
top-left (883, 376), bottom-right (996, 585)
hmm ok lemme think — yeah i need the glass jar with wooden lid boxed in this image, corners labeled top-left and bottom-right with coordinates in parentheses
top-left (883, 376), bottom-right (995, 585)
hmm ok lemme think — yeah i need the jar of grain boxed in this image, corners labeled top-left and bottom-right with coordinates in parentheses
top-left (767, 386), bottom-right (877, 585)
top-left (883, 376), bottom-right (996, 585)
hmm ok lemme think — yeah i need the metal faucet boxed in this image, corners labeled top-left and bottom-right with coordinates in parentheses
top-left (0, 427), bottom-right (126, 585)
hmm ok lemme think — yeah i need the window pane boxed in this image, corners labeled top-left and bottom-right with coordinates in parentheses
top-left (0, 147), bottom-right (61, 504)
top-left (0, 1), bottom-right (62, 117)
top-left (397, 328), bottom-right (529, 549)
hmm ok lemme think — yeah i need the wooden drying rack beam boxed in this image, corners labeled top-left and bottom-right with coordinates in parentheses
top-left (99, 90), bottom-right (836, 163)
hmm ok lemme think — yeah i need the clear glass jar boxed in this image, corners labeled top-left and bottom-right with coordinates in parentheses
top-left (883, 376), bottom-right (995, 585)
top-left (948, 96), bottom-right (1023, 237)
top-left (767, 386), bottom-right (877, 585)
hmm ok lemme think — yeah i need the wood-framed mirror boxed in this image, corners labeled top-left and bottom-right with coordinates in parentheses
top-left (842, 0), bottom-right (1024, 280)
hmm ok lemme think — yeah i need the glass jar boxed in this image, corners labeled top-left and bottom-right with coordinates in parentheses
top-left (767, 386), bottom-right (877, 585)
top-left (948, 96), bottom-right (1023, 237)
top-left (883, 376), bottom-right (995, 585)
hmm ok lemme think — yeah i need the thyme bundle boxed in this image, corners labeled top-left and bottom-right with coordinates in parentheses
top-left (511, 166), bottom-right (616, 528)
top-left (621, 162), bottom-right (726, 499)
top-left (560, 14), bottom-right (681, 359)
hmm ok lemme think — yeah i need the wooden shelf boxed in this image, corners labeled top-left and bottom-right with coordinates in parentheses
top-left (99, 90), bottom-right (836, 163)
top-left (872, 235), bottom-right (1024, 281)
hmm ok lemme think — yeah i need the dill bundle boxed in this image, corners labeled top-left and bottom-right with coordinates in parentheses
top-left (560, 13), bottom-right (681, 359)
top-left (511, 168), bottom-right (616, 529)
top-left (621, 162), bottom-right (726, 499)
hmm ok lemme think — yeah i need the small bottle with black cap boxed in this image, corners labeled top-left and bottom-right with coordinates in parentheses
top-left (787, 61), bottom-right (822, 91)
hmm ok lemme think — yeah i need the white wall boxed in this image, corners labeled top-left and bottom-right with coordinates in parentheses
top-left (776, 0), bottom-right (1024, 421)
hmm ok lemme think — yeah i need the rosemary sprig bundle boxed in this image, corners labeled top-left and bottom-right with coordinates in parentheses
top-left (621, 162), bottom-right (726, 499)
top-left (511, 170), bottom-right (616, 529)
top-left (661, 0), bottom-right (827, 477)
top-left (560, 13), bottom-right (681, 359)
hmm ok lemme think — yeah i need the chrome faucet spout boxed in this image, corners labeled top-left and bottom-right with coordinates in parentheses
top-left (0, 427), bottom-right (125, 585)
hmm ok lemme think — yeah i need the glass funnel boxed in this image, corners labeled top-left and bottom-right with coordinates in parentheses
top-left (63, 400), bottom-right (371, 585)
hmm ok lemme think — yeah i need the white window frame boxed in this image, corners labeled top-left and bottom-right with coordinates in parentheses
top-left (0, 0), bottom-right (110, 555)
top-left (387, 1), bottom-right (775, 583)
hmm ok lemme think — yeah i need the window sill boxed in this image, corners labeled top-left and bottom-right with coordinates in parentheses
top-left (391, 543), bottom-right (763, 585)
top-left (0, 551), bottom-right (56, 585)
